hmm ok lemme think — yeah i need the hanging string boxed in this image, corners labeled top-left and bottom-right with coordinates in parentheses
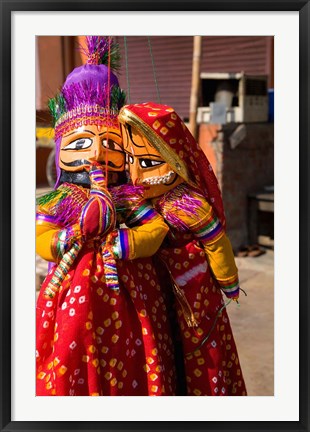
top-left (147, 36), bottom-right (161, 104)
top-left (240, 287), bottom-right (248, 297)
top-left (104, 36), bottom-right (112, 186)
top-left (185, 299), bottom-right (232, 357)
top-left (123, 36), bottom-right (131, 104)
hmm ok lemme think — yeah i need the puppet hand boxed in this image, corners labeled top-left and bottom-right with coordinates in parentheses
top-left (88, 163), bottom-right (107, 191)
top-left (80, 191), bottom-right (116, 241)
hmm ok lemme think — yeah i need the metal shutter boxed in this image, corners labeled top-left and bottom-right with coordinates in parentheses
top-left (115, 36), bottom-right (272, 120)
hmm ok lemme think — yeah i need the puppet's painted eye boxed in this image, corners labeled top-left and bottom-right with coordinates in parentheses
top-left (139, 159), bottom-right (165, 168)
top-left (102, 139), bottom-right (123, 152)
top-left (62, 138), bottom-right (93, 150)
top-left (128, 155), bottom-right (134, 164)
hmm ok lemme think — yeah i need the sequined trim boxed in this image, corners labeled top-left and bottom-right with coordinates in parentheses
top-left (218, 275), bottom-right (240, 299)
top-left (127, 202), bottom-right (159, 227)
top-left (118, 229), bottom-right (130, 260)
top-left (55, 105), bottom-right (119, 140)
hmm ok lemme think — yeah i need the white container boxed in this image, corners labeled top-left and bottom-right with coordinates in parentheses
top-left (197, 72), bottom-right (269, 124)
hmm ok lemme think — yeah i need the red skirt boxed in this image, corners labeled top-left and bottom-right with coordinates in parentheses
top-left (158, 240), bottom-right (247, 396)
top-left (36, 242), bottom-right (176, 396)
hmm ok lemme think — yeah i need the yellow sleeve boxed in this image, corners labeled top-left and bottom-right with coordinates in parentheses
top-left (111, 215), bottom-right (169, 260)
top-left (36, 189), bottom-right (65, 262)
top-left (36, 217), bottom-right (81, 263)
top-left (203, 233), bottom-right (238, 278)
top-left (36, 220), bottom-right (59, 262)
top-left (36, 186), bottom-right (84, 263)
top-left (191, 201), bottom-right (240, 299)
top-left (108, 195), bottom-right (169, 260)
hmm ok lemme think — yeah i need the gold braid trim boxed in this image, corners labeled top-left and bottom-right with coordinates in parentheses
top-left (159, 257), bottom-right (199, 328)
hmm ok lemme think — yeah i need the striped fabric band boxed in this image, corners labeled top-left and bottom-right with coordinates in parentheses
top-left (118, 229), bottom-right (130, 260)
top-left (90, 189), bottom-right (113, 206)
top-left (44, 241), bottom-right (82, 298)
top-left (51, 231), bottom-right (60, 261)
top-left (90, 190), bottom-right (115, 221)
top-left (127, 202), bottom-right (158, 227)
top-left (101, 247), bottom-right (120, 291)
top-left (80, 190), bottom-right (115, 239)
top-left (218, 274), bottom-right (240, 299)
top-left (80, 201), bottom-right (90, 236)
top-left (193, 211), bottom-right (223, 244)
top-left (36, 213), bottom-right (58, 225)
top-left (52, 225), bottom-right (81, 260)
top-left (110, 232), bottom-right (122, 259)
top-left (55, 229), bottom-right (67, 259)
top-left (89, 168), bottom-right (105, 186)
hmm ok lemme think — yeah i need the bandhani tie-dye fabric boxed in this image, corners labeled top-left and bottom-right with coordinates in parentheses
top-left (36, 183), bottom-right (176, 396)
top-left (150, 183), bottom-right (246, 395)
top-left (157, 241), bottom-right (246, 396)
top-left (154, 183), bottom-right (240, 301)
top-left (118, 102), bottom-right (246, 395)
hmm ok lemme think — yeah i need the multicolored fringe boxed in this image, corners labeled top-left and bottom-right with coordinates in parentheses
top-left (110, 184), bottom-right (144, 214)
top-left (155, 183), bottom-right (202, 231)
top-left (101, 242), bottom-right (120, 291)
top-left (37, 183), bottom-right (89, 228)
top-left (44, 241), bottom-right (83, 299)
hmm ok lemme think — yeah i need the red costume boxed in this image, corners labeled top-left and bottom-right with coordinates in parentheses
top-left (36, 39), bottom-right (176, 396)
top-left (118, 102), bottom-right (247, 396)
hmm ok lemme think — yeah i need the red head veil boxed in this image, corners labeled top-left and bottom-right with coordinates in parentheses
top-left (118, 102), bottom-right (226, 229)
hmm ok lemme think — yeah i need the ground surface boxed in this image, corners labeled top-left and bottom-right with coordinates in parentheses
top-left (228, 250), bottom-right (274, 395)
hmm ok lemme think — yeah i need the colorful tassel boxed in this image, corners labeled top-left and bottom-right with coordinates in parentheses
top-left (43, 240), bottom-right (83, 299)
top-left (101, 240), bottom-right (120, 291)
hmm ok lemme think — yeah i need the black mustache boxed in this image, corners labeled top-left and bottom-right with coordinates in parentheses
top-left (60, 159), bottom-right (123, 168)
top-left (60, 159), bottom-right (91, 167)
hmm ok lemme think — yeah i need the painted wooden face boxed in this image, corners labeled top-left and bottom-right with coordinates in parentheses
top-left (121, 123), bottom-right (182, 199)
top-left (59, 124), bottom-right (125, 173)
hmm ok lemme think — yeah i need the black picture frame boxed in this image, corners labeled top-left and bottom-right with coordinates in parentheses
top-left (1, 1), bottom-right (309, 431)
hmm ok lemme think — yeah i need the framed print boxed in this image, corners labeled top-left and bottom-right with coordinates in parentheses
top-left (2, 1), bottom-right (309, 431)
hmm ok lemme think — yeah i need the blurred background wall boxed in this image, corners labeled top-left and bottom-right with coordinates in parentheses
top-left (36, 36), bottom-right (273, 118)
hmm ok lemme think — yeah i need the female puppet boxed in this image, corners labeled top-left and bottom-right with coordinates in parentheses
top-left (36, 39), bottom-right (177, 396)
top-left (118, 102), bottom-right (247, 396)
